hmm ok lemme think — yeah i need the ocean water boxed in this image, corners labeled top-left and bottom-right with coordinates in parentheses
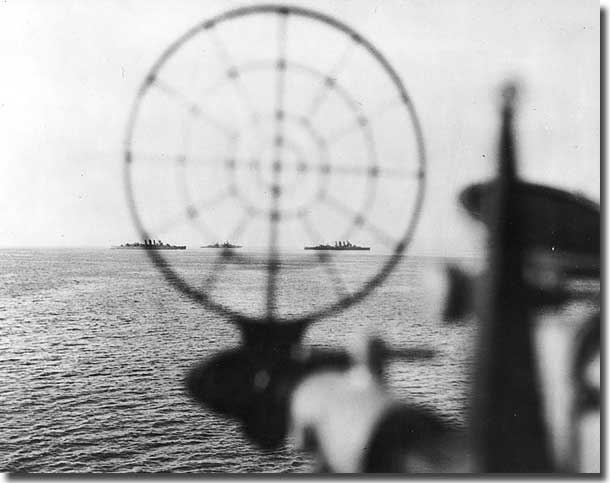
top-left (0, 248), bottom-right (476, 473)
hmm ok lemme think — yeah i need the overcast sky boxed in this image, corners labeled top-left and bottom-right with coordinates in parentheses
top-left (0, 0), bottom-right (599, 256)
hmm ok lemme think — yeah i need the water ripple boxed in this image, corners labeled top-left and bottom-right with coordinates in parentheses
top-left (1, 248), bottom-right (474, 472)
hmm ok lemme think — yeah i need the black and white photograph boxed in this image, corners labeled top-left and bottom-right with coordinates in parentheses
top-left (0, 0), bottom-right (600, 474)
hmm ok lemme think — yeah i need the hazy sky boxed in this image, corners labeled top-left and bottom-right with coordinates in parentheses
top-left (0, 0), bottom-right (599, 256)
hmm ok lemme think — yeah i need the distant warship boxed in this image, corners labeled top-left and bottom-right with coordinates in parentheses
top-left (304, 241), bottom-right (370, 251)
top-left (112, 239), bottom-right (186, 250)
top-left (201, 241), bottom-right (243, 249)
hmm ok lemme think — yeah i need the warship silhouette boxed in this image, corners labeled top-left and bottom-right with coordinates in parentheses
top-left (112, 239), bottom-right (186, 250)
top-left (202, 241), bottom-right (243, 249)
top-left (304, 241), bottom-right (370, 251)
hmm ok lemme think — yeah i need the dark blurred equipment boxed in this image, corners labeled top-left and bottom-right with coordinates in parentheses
top-left (125, 4), bottom-right (598, 470)
top-left (184, 80), bottom-right (600, 472)
top-left (446, 82), bottom-right (600, 472)
top-left (185, 81), bottom-right (600, 472)
top-left (467, 83), bottom-right (553, 472)
top-left (460, 181), bottom-right (599, 260)
top-left (186, 320), bottom-right (345, 449)
top-left (185, 321), bottom-right (437, 453)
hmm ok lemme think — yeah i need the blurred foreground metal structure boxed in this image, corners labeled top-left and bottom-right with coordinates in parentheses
top-left (124, 4), bottom-right (600, 473)
top-left (463, 84), bottom-right (599, 472)
top-left (185, 82), bottom-right (600, 473)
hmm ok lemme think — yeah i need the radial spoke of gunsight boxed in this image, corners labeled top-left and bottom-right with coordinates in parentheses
top-left (324, 96), bottom-right (406, 148)
top-left (305, 35), bottom-right (359, 119)
top-left (201, 248), bottom-right (234, 295)
top-left (151, 76), bottom-right (237, 138)
top-left (323, 194), bottom-right (397, 249)
top-left (207, 26), bottom-right (262, 126)
top-left (150, 189), bottom-right (234, 238)
top-left (323, 163), bottom-right (418, 180)
top-left (265, 12), bottom-right (290, 321)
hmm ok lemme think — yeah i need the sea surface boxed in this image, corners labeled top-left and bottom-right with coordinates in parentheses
top-left (0, 248), bottom-right (477, 473)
